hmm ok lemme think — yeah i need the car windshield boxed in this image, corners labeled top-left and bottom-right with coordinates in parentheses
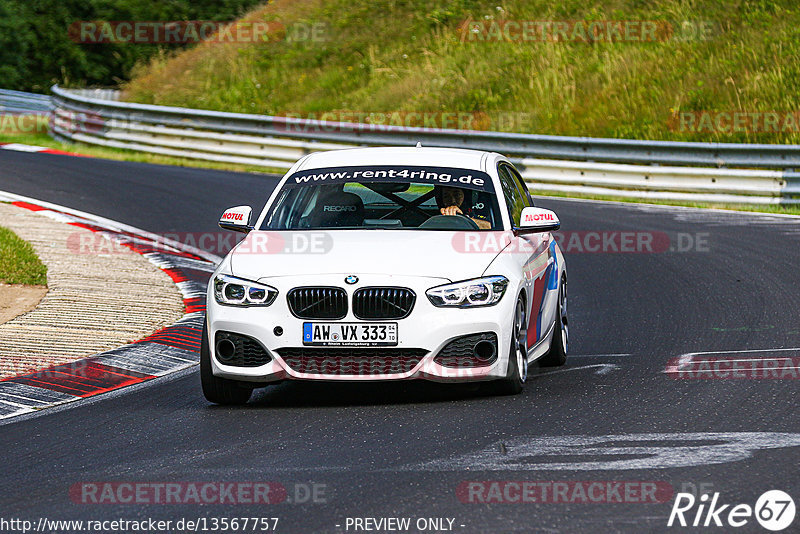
top-left (260, 165), bottom-right (502, 230)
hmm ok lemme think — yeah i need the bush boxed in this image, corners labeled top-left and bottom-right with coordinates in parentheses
top-left (0, 0), bottom-right (266, 92)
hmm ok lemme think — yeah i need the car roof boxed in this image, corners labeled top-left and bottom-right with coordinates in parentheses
top-left (293, 146), bottom-right (500, 173)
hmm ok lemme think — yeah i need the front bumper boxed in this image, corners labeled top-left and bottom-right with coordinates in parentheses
top-left (206, 273), bottom-right (517, 383)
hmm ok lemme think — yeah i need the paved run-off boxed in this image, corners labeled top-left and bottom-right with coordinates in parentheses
top-left (0, 202), bottom-right (184, 379)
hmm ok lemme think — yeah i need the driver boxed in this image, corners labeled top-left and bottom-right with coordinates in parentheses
top-left (439, 186), bottom-right (491, 229)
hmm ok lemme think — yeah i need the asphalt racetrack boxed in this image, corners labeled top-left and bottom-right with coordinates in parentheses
top-left (1, 150), bottom-right (799, 533)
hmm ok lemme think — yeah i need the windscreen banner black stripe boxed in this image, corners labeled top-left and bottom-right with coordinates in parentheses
top-left (286, 166), bottom-right (495, 192)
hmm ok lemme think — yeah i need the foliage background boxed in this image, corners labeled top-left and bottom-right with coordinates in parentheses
top-left (0, 0), bottom-right (266, 92)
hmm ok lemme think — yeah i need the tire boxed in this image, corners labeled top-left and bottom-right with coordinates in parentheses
top-left (489, 297), bottom-right (528, 396)
top-left (539, 276), bottom-right (568, 367)
top-left (200, 323), bottom-right (253, 405)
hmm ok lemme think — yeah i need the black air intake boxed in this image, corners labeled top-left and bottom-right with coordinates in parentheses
top-left (434, 332), bottom-right (499, 368)
top-left (214, 331), bottom-right (271, 367)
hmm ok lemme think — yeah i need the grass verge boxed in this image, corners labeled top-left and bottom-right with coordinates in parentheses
top-left (124, 0), bottom-right (800, 144)
top-left (0, 224), bottom-right (48, 285)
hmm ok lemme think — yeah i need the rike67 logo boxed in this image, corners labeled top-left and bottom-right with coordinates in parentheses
top-left (668, 490), bottom-right (795, 531)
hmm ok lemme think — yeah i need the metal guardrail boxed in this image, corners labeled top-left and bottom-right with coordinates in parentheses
top-left (8, 85), bottom-right (800, 204)
top-left (0, 89), bottom-right (53, 115)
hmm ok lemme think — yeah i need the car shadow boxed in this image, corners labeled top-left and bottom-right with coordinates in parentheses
top-left (238, 379), bottom-right (502, 408)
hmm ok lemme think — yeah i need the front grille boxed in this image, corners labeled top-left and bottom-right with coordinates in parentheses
top-left (215, 331), bottom-right (271, 367)
top-left (434, 332), bottom-right (498, 368)
top-left (353, 287), bottom-right (416, 319)
top-left (287, 287), bottom-right (348, 319)
top-left (276, 347), bottom-right (427, 375)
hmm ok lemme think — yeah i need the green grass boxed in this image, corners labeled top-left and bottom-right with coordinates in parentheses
top-left (123, 0), bottom-right (800, 144)
top-left (0, 225), bottom-right (47, 285)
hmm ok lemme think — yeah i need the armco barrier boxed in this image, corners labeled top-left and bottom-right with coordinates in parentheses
top-left (0, 89), bottom-right (53, 115)
top-left (7, 86), bottom-right (800, 204)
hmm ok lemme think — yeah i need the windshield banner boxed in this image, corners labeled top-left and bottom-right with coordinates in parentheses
top-left (285, 166), bottom-right (495, 192)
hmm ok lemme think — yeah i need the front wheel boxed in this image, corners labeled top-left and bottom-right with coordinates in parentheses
top-left (539, 276), bottom-right (568, 367)
top-left (489, 297), bottom-right (528, 395)
top-left (200, 323), bottom-right (253, 405)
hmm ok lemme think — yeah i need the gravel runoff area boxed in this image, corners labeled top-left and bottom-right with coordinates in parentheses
top-left (0, 202), bottom-right (185, 379)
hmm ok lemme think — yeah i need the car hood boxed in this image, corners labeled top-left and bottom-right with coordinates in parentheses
top-left (228, 230), bottom-right (500, 281)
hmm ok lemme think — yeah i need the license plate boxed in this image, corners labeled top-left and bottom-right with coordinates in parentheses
top-left (303, 322), bottom-right (398, 346)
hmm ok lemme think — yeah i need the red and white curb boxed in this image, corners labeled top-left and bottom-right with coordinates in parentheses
top-left (0, 191), bottom-right (220, 421)
top-left (0, 142), bottom-right (82, 157)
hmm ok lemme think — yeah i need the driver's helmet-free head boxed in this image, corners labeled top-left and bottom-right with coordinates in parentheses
top-left (435, 186), bottom-right (465, 209)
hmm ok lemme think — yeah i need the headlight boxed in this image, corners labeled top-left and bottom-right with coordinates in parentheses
top-left (426, 276), bottom-right (509, 307)
top-left (213, 274), bottom-right (278, 306)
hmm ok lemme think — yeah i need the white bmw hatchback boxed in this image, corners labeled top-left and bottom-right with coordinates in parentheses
top-left (202, 146), bottom-right (568, 404)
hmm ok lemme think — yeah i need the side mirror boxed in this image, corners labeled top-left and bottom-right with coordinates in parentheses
top-left (219, 205), bottom-right (253, 233)
top-left (516, 207), bottom-right (560, 233)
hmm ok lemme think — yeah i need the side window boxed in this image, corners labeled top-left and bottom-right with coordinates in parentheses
top-left (506, 164), bottom-right (534, 207)
top-left (497, 165), bottom-right (526, 226)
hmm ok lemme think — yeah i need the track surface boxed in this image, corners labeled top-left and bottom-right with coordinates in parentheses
top-left (1, 151), bottom-right (799, 533)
